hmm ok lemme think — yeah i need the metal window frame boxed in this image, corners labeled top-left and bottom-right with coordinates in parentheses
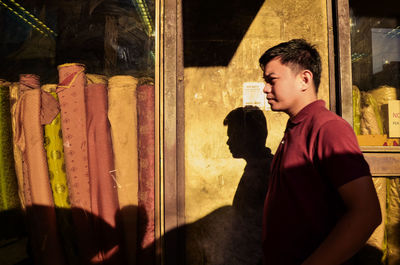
top-left (331, 0), bottom-right (400, 176)
top-left (328, 0), bottom-right (353, 123)
top-left (155, 0), bottom-right (185, 264)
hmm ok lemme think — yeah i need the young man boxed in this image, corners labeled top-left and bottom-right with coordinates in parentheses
top-left (259, 39), bottom-right (381, 265)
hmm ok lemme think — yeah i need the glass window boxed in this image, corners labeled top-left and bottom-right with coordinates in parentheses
top-left (0, 1), bottom-right (156, 264)
top-left (350, 0), bottom-right (400, 146)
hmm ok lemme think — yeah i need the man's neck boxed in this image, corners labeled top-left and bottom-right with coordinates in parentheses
top-left (287, 95), bottom-right (318, 118)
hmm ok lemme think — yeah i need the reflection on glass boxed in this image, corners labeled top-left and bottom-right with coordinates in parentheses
top-left (350, 0), bottom-right (400, 146)
top-left (0, 1), bottom-right (155, 264)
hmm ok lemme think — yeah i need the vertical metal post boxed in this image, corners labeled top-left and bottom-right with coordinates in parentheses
top-left (334, 0), bottom-right (354, 125)
top-left (158, 0), bottom-right (185, 263)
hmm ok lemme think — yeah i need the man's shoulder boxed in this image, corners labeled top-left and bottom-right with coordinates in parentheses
top-left (309, 105), bottom-right (349, 129)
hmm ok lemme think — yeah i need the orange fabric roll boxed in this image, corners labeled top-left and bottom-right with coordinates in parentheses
top-left (14, 74), bottom-right (66, 265)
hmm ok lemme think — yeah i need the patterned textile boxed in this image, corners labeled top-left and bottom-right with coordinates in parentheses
top-left (108, 75), bottom-right (139, 265)
top-left (56, 63), bottom-right (96, 264)
top-left (42, 84), bottom-right (71, 208)
top-left (0, 83), bottom-right (20, 211)
top-left (137, 84), bottom-right (155, 264)
top-left (15, 74), bottom-right (66, 265)
top-left (56, 63), bottom-right (91, 211)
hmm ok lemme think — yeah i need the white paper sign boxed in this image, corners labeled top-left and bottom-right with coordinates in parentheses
top-left (242, 82), bottom-right (271, 111)
top-left (388, 100), bottom-right (400, 138)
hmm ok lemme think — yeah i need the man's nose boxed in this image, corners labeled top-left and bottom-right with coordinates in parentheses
top-left (263, 83), bottom-right (271, 93)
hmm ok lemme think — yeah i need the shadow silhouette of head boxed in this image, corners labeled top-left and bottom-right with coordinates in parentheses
top-left (224, 106), bottom-right (267, 159)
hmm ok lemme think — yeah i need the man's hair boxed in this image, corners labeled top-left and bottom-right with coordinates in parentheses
top-left (258, 39), bottom-right (322, 92)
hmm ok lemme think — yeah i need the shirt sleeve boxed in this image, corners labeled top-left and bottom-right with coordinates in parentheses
top-left (315, 119), bottom-right (371, 188)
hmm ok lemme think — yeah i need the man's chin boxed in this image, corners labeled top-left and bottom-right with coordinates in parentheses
top-left (269, 104), bottom-right (281, 111)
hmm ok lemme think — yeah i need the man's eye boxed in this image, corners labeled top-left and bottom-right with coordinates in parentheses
top-left (264, 77), bottom-right (275, 84)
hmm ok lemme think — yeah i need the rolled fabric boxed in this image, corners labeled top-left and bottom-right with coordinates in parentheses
top-left (366, 178), bottom-right (387, 252)
top-left (87, 74), bottom-right (108, 85)
top-left (42, 84), bottom-right (71, 209)
top-left (370, 85), bottom-right (397, 106)
top-left (352, 85), bottom-right (361, 135)
top-left (42, 84), bottom-right (79, 265)
top-left (14, 74), bottom-right (66, 265)
top-left (86, 81), bottom-right (124, 264)
top-left (0, 84), bottom-right (20, 211)
top-left (386, 178), bottom-right (400, 265)
top-left (370, 85), bottom-right (398, 134)
top-left (56, 63), bottom-right (96, 264)
top-left (0, 79), bottom-right (11, 87)
top-left (56, 63), bottom-right (91, 210)
top-left (137, 84), bottom-right (155, 265)
top-left (108, 75), bottom-right (139, 265)
top-left (9, 82), bottom-right (25, 208)
top-left (360, 91), bottom-right (383, 135)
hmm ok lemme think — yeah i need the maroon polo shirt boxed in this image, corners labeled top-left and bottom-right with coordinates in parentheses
top-left (262, 100), bottom-right (371, 265)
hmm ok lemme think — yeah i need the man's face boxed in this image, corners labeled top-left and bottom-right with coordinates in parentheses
top-left (262, 58), bottom-right (302, 116)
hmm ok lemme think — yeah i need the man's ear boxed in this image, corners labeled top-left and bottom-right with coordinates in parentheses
top-left (298, 70), bottom-right (313, 91)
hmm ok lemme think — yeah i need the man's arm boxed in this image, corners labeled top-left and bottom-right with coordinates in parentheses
top-left (302, 176), bottom-right (382, 265)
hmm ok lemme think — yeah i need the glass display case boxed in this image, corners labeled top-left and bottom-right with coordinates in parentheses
top-left (336, 1), bottom-right (400, 264)
top-left (0, 1), bottom-right (159, 264)
top-left (350, 0), bottom-right (400, 147)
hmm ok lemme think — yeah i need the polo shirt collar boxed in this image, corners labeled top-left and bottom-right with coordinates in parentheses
top-left (288, 100), bottom-right (325, 126)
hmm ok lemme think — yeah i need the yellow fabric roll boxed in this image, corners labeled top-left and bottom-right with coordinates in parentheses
top-left (352, 85), bottom-right (361, 135)
top-left (360, 91), bottom-right (383, 135)
top-left (366, 178), bottom-right (387, 253)
top-left (370, 85), bottom-right (398, 134)
top-left (108, 75), bottom-right (139, 265)
top-left (386, 178), bottom-right (400, 265)
top-left (41, 84), bottom-right (70, 208)
top-left (0, 79), bottom-right (11, 87)
top-left (370, 85), bottom-right (398, 106)
top-left (0, 84), bottom-right (20, 211)
top-left (9, 82), bottom-right (25, 208)
top-left (86, 73), bottom-right (108, 85)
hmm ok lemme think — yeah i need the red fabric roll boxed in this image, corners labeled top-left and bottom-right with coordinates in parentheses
top-left (85, 82), bottom-right (124, 264)
top-left (56, 64), bottom-right (95, 264)
top-left (56, 64), bottom-right (91, 211)
top-left (137, 84), bottom-right (155, 264)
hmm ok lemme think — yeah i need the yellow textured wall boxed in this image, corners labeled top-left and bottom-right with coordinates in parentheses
top-left (184, 0), bottom-right (330, 223)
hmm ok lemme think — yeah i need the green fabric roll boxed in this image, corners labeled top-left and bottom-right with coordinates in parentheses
top-left (42, 85), bottom-right (70, 208)
top-left (42, 85), bottom-right (78, 265)
top-left (0, 85), bottom-right (20, 211)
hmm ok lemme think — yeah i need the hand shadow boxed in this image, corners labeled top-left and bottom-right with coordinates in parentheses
top-left (0, 204), bottom-right (151, 265)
